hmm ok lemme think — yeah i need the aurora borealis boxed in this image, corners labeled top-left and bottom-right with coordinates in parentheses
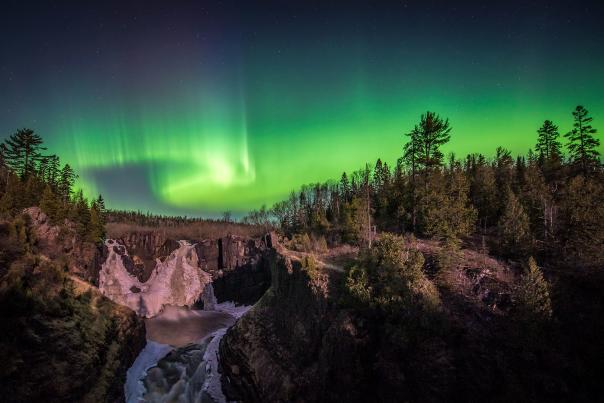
top-left (1, 1), bottom-right (603, 216)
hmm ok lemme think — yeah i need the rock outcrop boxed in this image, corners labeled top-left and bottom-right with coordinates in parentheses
top-left (219, 247), bottom-right (371, 402)
top-left (0, 209), bottom-right (146, 403)
top-left (210, 234), bottom-right (274, 305)
top-left (24, 207), bottom-right (107, 285)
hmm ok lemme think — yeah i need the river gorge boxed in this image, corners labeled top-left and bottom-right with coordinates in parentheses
top-left (96, 233), bottom-right (273, 402)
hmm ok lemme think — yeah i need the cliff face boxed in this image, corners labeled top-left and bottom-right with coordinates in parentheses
top-left (0, 209), bottom-right (146, 403)
top-left (24, 207), bottom-right (107, 285)
top-left (111, 231), bottom-right (273, 306)
top-left (211, 234), bottom-right (274, 305)
top-left (219, 248), bottom-right (372, 403)
top-left (218, 239), bottom-right (525, 403)
top-left (0, 279), bottom-right (146, 403)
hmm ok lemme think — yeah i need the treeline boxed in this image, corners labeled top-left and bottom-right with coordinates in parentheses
top-left (105, 209), bottom-right (228, 227)
top-left (0, 129), bottom-right (105, 242)
top-left (258, 105), bottom-right (603, 268)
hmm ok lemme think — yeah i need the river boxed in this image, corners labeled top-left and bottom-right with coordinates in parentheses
top-left (125, 300), bottom-right (250, 403)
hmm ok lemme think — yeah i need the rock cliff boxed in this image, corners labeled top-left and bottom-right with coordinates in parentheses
top-left (219, 247), bottom-right (372, 402)
top-left (24, 207), bottom-right (107, 285)
top-left (0, 209), bottom-right (147, 403)
top-left (218, 238), bottom-right (524, 403)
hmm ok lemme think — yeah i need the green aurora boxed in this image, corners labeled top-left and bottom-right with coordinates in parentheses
top-left (1, 2), bottom-right (603, 216)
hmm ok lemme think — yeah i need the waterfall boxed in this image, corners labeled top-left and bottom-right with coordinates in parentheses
top-left (200, 282), bottom-right (217, 311)
top-left (99, 239), bottom-right (213, 318)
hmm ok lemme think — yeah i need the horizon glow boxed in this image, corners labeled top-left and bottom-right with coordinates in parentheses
top-left (1, 2), bottom-right (603, 217)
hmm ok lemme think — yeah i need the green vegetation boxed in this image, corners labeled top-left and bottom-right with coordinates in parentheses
top-left (0, 130), bottom-right (106, 244)
top-left (0, 214), bottom-right (142, 402)
top-left (267, 105), bottom-right (602, 268)
top-left (344, 233), bottom-right (440, 315)
top-left (513, 257), bottom-right (553, 323)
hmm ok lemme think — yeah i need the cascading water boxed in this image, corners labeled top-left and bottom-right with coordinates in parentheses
top-left (99, 239), bottom-right (213, 318)
top-left (105, 240), bottom-right (251, 402)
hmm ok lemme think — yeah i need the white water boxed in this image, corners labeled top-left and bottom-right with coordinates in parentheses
top-left (105, 239), bottom-right (251, 401)
top-left (125, 341), bottom-right (173, 403)
top-left (125, 295), bottom-right (251, 402)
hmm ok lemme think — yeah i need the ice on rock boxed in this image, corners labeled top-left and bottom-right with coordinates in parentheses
top-left (99, 239), bottom-right (213, 318)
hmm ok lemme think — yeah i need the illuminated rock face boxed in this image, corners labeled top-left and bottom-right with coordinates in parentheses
top-left (99, 239), bottom-right (213, 318)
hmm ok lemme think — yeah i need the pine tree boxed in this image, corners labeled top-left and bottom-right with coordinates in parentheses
top-left (0, 173), bottom-right (22, 215)
top-left (89, 201), bottom-right (105, 243)
top-left (23, 175), bottom-right (44, 207)
top-left (558, 175), bottom-right (604, 266)
top-left (413, 111), bottom-right (451, 169)
top-left (403, 126), bottom-right (421, 231)
top-left (467, 153), bottom-right (498, 229)
top-left (497, 188), bottom-right (532, 257)
top-left (340, 172), bottom-right (350, 202)
top-left (2, 129), bottom-right (47, 178)
top-left (514, 257), bottom-right (552, 322)
top-left (46, 155), bottom-right (61, 189)
top-left (565, 105), bottom-right (600, 176)
top-left (96, 194), bottom-right (106, 217)
top-left (535, 120), bottom-right (562, 162)
top-left (70, 190), bottom-right (91, 237)
top-left (58, 164), bottom-right (77, 200)
top-left (39, 185), bottom-right (60, 223)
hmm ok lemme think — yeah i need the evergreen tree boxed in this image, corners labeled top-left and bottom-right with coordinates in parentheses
top-left (521, 160), bottom-right (552, 241)
top-left (39, 185), bottom-right (60, 223)
top-left (68, 190), bottom-right (91, 235)
top-left (58, 164), bottom-right (77, 200)
top-left (497, 188), bottom-right (532, 257)
top-left (535, 120), bottom-right (562, 162)
top-left (514, 257), bottom-right (552, 322)
top-left (413, 111), bottom-right (451, 169)
top-left (557, 175), bottom-right (604, 266)
top-left (23, 175), bottom-right (44, 207)
top-left (565, 105), bottom-right (600, 176)
top-left (467, 154), bottom-right (498, 229)
top-left (403, 126), bottom-right (421, 231)
top-left (340, 172), bottom-right (350, 202)
top-left (45, 155), bottom-right (61, 188)
top-left (0, 173), bottom-right (22, 216)
top-left (89, 201), bottom-right (105, 243)
top-left (416, 166), bottom-right (476, 241)
top-left (2, 129), bottom-right (47, 178)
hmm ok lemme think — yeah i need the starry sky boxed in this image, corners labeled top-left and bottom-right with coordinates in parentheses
top-left (1, 1), bottom-right (603, 217)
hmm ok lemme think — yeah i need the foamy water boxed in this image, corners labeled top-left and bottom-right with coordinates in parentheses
top-left (125, 302), bottom-right (251, 403)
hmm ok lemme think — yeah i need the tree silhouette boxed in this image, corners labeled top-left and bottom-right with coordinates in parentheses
top-left (3, 129), bottom-right (47, 178)
top-left (565, 105), bottom-right (600, 176)
top-left (412, 111), bottom-right (451, 169)
top-left (535, 120), bottom-right (562, 162)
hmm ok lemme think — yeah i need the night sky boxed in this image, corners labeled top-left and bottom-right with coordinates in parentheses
top-left (1, 1), bottom-right (603, 216)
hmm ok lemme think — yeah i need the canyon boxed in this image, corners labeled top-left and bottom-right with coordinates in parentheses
top-left (95, 230), bottom-right (274, 402)
top-left (7, 208), bottom-right (601, 402)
